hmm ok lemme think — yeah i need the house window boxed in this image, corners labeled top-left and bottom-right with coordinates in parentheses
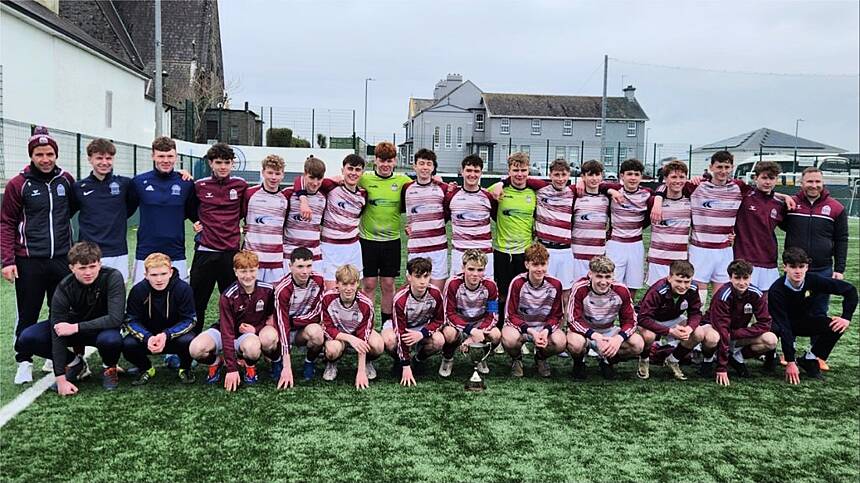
top-left (603, 146), bottom-right (614, 165)
top-left (563, 120), bottom-right (573, 136)
top-left (445, 124), bottom-right (452, 149)
top-left (433, 127), bottom-right (440, 150)
top-left (595, 120), bottom-right (603, 137)
top-left (105, 91), bottom-right (113, 128)
top-left (500, 118), bottom-right (510, 135)
top-left (531, 119), bottom-right (541, 135)
top-left (229, 126), bottom-right (240, 143)
top-left (627, 122), bottom-right (637, 137)
top-left (619, 146), bottom-right (628, 161)
top-left (568, 146), bottom-right (580, 163)
top-left (478, 146), bottom-right (489, 161)
top-left (520, 145), bottom-right (530, 156)
top-left (555, 146), bottom-right (566, 160)
top-left (456, 127), bottom-right (463, 148)
top-left (475, 113), bottom-right (484, 132)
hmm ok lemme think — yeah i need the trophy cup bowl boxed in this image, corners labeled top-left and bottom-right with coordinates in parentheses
top-left (464, 342), bottom-right (493, 392)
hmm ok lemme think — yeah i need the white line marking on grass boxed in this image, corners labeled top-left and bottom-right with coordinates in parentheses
top-left (0, 347), bottom-right (96, 428)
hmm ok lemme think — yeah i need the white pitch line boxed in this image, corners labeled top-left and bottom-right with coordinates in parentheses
top-left (0, 347), bottom-right (96, 428)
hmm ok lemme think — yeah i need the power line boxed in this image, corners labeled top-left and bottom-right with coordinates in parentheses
top-left (609, 57), bottom-right (859, 78)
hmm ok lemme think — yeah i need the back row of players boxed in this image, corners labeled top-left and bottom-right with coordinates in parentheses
top-left (2, 129), bottom-right (855, 392)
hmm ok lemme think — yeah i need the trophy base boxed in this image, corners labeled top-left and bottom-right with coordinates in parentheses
top-left (465, 370), bottom-right (485, 391)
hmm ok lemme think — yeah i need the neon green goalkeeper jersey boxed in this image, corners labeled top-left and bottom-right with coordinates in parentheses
top-left (492, 184), bottom-right (537, 254)
top-left (358, 171), bottom-right (412, 241)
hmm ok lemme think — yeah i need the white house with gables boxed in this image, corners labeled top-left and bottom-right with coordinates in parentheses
top-left (401, 74), bottom-right (649, 174)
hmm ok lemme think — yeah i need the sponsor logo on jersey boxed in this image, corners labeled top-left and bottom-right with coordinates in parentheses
top-left (145, 185), bottom-right (155, 191)
top-left (83, 190), bottom-right (95, 196)
top-left (30, 189), bottom-right (41, 196)
top-left (205, 192), bottom-right (214, 199)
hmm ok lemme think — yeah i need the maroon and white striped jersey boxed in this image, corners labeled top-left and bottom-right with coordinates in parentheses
top-left (444, 187), bottom-right (496, 253)
top-left (689, 180), bottom-right (747, 249)
top-left (393, 285), bottom-right (444, 363)
top-left (534, 183), bottom-right (576, 246)
top-left (242, 185), bottom-right (289, 269)
top-left (606, 184), bottom-right (653, 242)
top-left (647, 193), bottom-right (692, 266)
top-left (568, 278), bottom-right (637, 339)
top-left (443, 274), bottom-right (499, 331)
top-left (403, 180), bottom-right (448, 254)
top-left (274, 273), bottom-right (325, 359)
top-left (321, 184), bottom-right (367, 244)
top-left (282, 188), bottom-right (326, 261)
top-left (321, 290), bottom-right (374, 341)
top-left (571, 193), bottom-right (610, 260)
top-left (505, 273), bottom-right (564, 332)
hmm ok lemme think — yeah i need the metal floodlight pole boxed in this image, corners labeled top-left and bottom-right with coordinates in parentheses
top-left (364, 77), bottom-right (375, 143)
top-left (154, 0), bottom-right (163, 136)
top-left (600, 54), bottom-right (608, 165)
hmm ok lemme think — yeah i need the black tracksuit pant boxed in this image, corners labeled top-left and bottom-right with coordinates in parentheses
top-left (13, 257), bottom-right (71, 362)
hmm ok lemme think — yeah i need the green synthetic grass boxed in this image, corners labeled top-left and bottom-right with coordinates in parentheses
top-left (1, 220), bottom-right (858, 482)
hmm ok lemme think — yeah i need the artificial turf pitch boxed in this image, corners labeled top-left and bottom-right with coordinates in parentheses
top-left (0, 221), bottom-right (858, 482)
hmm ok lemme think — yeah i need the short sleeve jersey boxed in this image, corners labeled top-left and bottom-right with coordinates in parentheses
top-left (493, 185), bottom-right (536, 254)
top-left (358, 171), bottom-right (412, 241)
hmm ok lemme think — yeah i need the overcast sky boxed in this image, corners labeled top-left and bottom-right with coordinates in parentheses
top-left (219, 0), bottom-right (859, 152)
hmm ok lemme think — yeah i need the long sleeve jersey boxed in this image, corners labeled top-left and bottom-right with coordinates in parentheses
top-left (393, 285), bottom-right (444, 365)
top-left (190, 175), bottom-right (248, 251)
top-left (568, 278), bottom-right (637, 340)
top-left (443, 274), bottom-right (498, 333)
top-left (273, 273), bottom-right (325, 360)
top-left (782, 190), bottom-right (849, 273)
top-left (321, 290), bottom-right (374, 341)
top-left (767, 273), bottom-right (857, 362)
top-left (218, 281), bottom-right (275, 372)
top-left (505, 273), bottom-right (563, 333)
top-left (72, 172), bottom-right (136, 257)
top-left (636, 278), bottom-right (702, 335)
top-left (124, 268), bottom-right (196, 342)
top-left (50, 267), bottom-right (125, 375)
top-left (705, 284), bottom-right (771, 373)
top-left (129, 169), bottom-right (195, 261)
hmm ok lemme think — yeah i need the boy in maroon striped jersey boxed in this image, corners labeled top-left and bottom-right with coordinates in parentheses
top-left (571, 160), bottom-right (611, 283)
top-left (382, 257), bottom-right (445, 386)
top-left (636, 260), bottom-right (719, 381)
top-left (501, 243), bottom-right (566, 378)
top-left (403, 149), bottom-right (450, 290)
top-left (282, 156), bottom-right (327, 272)
top-left (601, 158), bottom-right (653, 298)
top-left (439, 249), bottom-right (500, 377)
top-left (444, 156), bottom-right (497, 279)
top-left (296, 154), bottom-right (368, 289)
top-left (188, 251), bottom-right (280, 391)
top-left (646, 161), bottom-right (692, 285)
top-left (242, 155), bottom-right (289, 283)
top-left (567, 256), bottom-right (644, 380)
top-left (321, 264), bottom-right (384, 390)
top-left (274, 247), bottom-right (326, 384)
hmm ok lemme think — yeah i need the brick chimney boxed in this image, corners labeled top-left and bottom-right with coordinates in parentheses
top-left (623, 85), bottom-right (636, 102)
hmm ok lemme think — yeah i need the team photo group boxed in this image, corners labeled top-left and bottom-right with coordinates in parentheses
top-left (2, 127), bottom-right (856, 395)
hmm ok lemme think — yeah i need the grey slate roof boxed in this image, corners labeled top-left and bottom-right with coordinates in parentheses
top-left (482, 93), bottom-right (649, 120)
top-left (696, 128), bottom-right (845, 152)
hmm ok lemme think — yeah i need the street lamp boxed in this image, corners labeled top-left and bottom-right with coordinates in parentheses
top-left (364, 77), bottom-right (375, 146)
top-left (793, 118), bottom-right (804, 173)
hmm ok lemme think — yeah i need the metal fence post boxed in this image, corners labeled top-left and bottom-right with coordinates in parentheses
top-left (580, 140), bottom-right (584, 168)
top-left (311, 108), bottom-right (315, 148)
top-left (545, 139), bottom-right (550, 174)
top-left (653, 142), bottom-right (658, 177)
top-left (616, 141), bottom-right (621, 176)
top-left (133, 145), bottom-right (137, 175)
top-left (76, 133), bottom-right (82, 179)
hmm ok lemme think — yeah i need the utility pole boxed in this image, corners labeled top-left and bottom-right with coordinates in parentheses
top-left (364, 77), bottom-right (375, 144)
top-left (600, 54), bottom-right (608, 167)
top-left (793, 118), bottom-right (804, 173)
top-left (154, 0), bottom-right (163, 136)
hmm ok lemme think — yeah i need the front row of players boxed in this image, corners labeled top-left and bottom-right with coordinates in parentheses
top-left (20, 239), bottom-right (856, 395)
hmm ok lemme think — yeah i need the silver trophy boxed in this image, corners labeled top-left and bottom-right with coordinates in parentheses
top-left (464, 342), bottom-right (493, 391)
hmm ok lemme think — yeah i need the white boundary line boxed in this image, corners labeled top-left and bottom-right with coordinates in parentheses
top-left (0, 347), bottom-right (96, 428)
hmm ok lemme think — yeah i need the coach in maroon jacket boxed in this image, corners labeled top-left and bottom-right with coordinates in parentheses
top-left (782, 167), bottom-right (849, 315)
top-left (1, 127), bottom-right (75, 383)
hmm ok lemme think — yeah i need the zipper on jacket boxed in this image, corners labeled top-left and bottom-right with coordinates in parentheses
top-left (46, 179), bottom-right (55, 258)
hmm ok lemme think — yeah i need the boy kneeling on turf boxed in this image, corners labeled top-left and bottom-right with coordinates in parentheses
top-left (189, 251), bottom-right (280, 391)
top-left (382, 257), bottom-right (445, 386)
top-left (122, 253), bottom-right (197, 385)
top-left (636, 260), bottom-right (719, 381)
top-left (439, 249), bottom-right (501, 377)
top-left (567, 256), bottom-right (644, 380)
top-left (321, 264), bottom-right (384, 389)
top-left (502, 243), bottom-right (566, 378)
top-left (703, 259), bottom-right (777, 386)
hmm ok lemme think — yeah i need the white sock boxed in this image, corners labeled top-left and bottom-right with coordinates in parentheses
top-left (804, 352), bottom-right (817, 361)
top-left (305, 358), bottom-right (314, 364)
top-left (732, 347), bottom-right (745, 364)
top-left (667, 354), bottom-right (679, 364)
top-left (698, 289), bottom-right (708, 306)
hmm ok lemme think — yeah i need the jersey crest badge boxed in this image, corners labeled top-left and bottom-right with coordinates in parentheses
top-left (110, 182), bottom-right (120, 195)
top-left (743, 303), bottom-right (753, 314)
top-left (56, 185), bottom-right (66, 197)
top-left (229, 189), bottom-right (238, 200)
top-left (256, 299), bottom-right (265, 312)
top-left (171, 184), bottom-right (181, 196)
top-left (821, 205), bottom-right (831, 216)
